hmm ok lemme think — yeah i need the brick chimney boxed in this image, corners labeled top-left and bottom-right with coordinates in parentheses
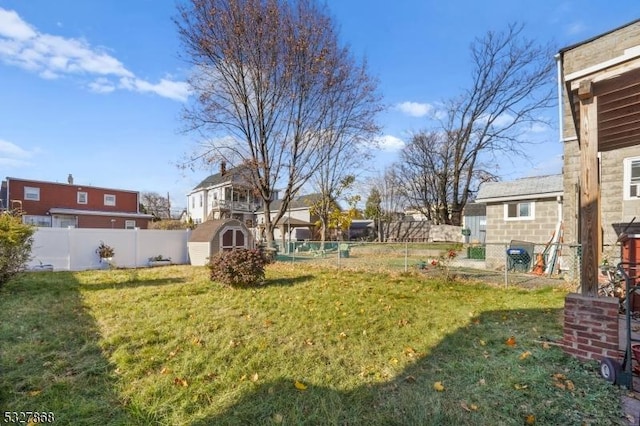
top-left (67, 174), bottom-right (74, 184)
top-left (220, 161), bottom-right (226, 176)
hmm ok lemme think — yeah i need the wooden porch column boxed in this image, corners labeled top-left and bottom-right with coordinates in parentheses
top-left (578, 80), bottom-right (601, 295)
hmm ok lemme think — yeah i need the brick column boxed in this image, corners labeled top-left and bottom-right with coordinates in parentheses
top-left (562, 293), bottom-right (620, 361)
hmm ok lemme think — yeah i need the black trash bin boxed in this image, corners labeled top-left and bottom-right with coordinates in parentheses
top-left (506, 247), bottom-right (532, 272)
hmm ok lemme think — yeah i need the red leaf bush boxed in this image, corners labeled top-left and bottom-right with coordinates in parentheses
top-left (208, 249), bottom-right (266, 287)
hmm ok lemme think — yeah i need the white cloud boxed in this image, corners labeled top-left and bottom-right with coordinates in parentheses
top-left (0, 139), bottom-right (31, 158)
top-left (377, 135), bottom-right (405, 151)
top-left (0, 9), bottom-right (36, 40)
top-left (526, 154), bottom-right (563, 177)
top-left (566, 21), bottom-right (587, 36)
top-left (0, 7), bottom-right (188, 102)
top-left (88, 77), bottom-right (116, 94)
top-left (0, 139), bottom-right (35, 168)
top-left (396, 101), bottom-right (433, 118)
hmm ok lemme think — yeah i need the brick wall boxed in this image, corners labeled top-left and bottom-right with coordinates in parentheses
top-left (562, 293), bottom-right (620, 362)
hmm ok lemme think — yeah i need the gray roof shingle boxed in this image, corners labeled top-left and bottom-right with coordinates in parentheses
top-left (475, 174), bottom-right (563, 202)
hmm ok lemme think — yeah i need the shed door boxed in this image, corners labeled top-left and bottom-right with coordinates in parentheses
top-left (220, 227), bottom-right (247, 251)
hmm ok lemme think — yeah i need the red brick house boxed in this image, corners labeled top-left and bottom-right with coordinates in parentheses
top-left (1, 175), bottom-right (153, 229)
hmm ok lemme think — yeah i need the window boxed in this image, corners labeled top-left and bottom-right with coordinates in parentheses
top-left (504, 202), bottom-right (534, 220)
top-left (23, 215), bottom-right (51, 227)
top-left (77, 191), bottom-right (88, 204)
top-left (104, 194), bottom-right (116, 206)
top-left (624, 157), bottom-right (640, 199)
top-left (199, 194), bottom-right (203, 207)
top-left (24, 186), bottom-right (40, 201)
top-left (191, 196), bottom-right (195, 209)
top-left (125, 220), bottom-right (136, 229)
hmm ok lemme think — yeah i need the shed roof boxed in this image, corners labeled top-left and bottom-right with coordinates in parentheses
top-left (475, 174), bottom-right (563, 203)
top-left (463, 202), bottom-right (486, 216)
top-left (189, 218), bottom-right (244, 242)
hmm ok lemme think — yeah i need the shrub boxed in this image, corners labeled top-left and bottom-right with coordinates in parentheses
top-left (208, 249), bottom-right (266, 287)
top-left (0, 213), bottom-right (35, 287)
top-left (96, 241), bottom-right (115, 259)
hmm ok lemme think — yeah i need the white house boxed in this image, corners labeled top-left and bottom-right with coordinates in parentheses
top-left (186, 162), bottom-right (264, 226)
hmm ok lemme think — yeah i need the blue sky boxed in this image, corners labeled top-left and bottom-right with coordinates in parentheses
top-left (1, 1), bottom-right (640, 213)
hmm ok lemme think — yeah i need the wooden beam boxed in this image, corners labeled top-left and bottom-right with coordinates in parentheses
top-left (579, 94), bottom-right (601, 296)
top-left (578, 80), bottom-right (593, 100)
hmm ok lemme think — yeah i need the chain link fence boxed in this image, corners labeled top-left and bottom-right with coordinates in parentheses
top-left (272, 241), bottom-right (581, 288)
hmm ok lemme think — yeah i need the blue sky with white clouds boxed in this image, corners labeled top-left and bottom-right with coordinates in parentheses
top-left (1, 1), bottom-right (640, 212)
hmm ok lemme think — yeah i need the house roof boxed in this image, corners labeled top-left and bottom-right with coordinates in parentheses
top-left (558, 18), bottom-right (640, 54)
top-left (190, 165), bottom-right (251, 192)
top-left (475, 174), bottom-right (563, 203)
top-left (189, 218), bottom-right (245, 242)
top-left (270, 193), bottom-right (326, 211)
top-left (48, 208), bottom-right (153, 219)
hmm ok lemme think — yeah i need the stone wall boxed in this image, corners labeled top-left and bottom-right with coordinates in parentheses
top-left (484, 197), bottom-right (560, 245)
top-left (563, 141), bottom-right (640, 251)
top-left (561, 21), bottom-right (640, 248)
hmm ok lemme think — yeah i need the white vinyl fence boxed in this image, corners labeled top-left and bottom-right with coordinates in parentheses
top-left (28, 227), bottom-right (192, 271)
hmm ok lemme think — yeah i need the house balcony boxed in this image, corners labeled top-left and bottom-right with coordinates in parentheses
top-left (210, 200), bottom-right (261, 213)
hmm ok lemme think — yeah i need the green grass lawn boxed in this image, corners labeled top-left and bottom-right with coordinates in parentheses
top-left (0, 264), bottom-right (625, 425)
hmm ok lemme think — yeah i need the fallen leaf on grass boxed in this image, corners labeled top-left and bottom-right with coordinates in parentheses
top-left (251, 373), bottom-right (259, 382)
top-left (404, 346), bottom-right (417, 357)
top-left (174, 377), bottom-right (188, 387)
top-left (479, 339), bottom-right (486, 346)
top-left (519, 351), bottom-right (532, 360)
top-left (525, 414), bottom-right (535, 424)
top-left (542, 342), bottom-right (550, 350)
top-left (405, 375), bottom-right (416, 383)
top-left (272, 413), bottom-right (284, 423)
top-left (505, 336), bottom-right (516, 347)
top-left (294, 380), bottom-right (308, 390)
top-left (514, 383), bottom-right (528, 390)
top-left (433, 381), bottom-right (445, 391)
top-left (28, 389), bottom-right (41, 396)
top-left (460, 401), bottom-right (478, 412)
top-left (160, 367), bottom-right (169, 375)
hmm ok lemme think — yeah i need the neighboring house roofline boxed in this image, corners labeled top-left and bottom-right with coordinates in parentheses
top-left (49, 208), bottom-right (154, 219)
top-left (5, 176), bottom-right (140, 195)
top-left (188, 165), bottom-right (253, 194)
top-left (474, 174), bottom-right (563, 203)
top-left (475, 191), bottom-right (563, 204)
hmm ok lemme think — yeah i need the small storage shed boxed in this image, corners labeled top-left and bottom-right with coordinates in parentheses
top-left (188, 219), bottom-right (255, 266)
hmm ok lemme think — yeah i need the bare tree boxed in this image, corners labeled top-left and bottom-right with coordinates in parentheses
top-left (140, 192), bottom-right (171, 220)
top-left (396, 131), bottom-right (451, 224)
top-left (175, 0), bottom-right (381, 247)
top-left (397, 23), bottom-right (555, 225)
top-left (367, 169), bottom-right (405, 241)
